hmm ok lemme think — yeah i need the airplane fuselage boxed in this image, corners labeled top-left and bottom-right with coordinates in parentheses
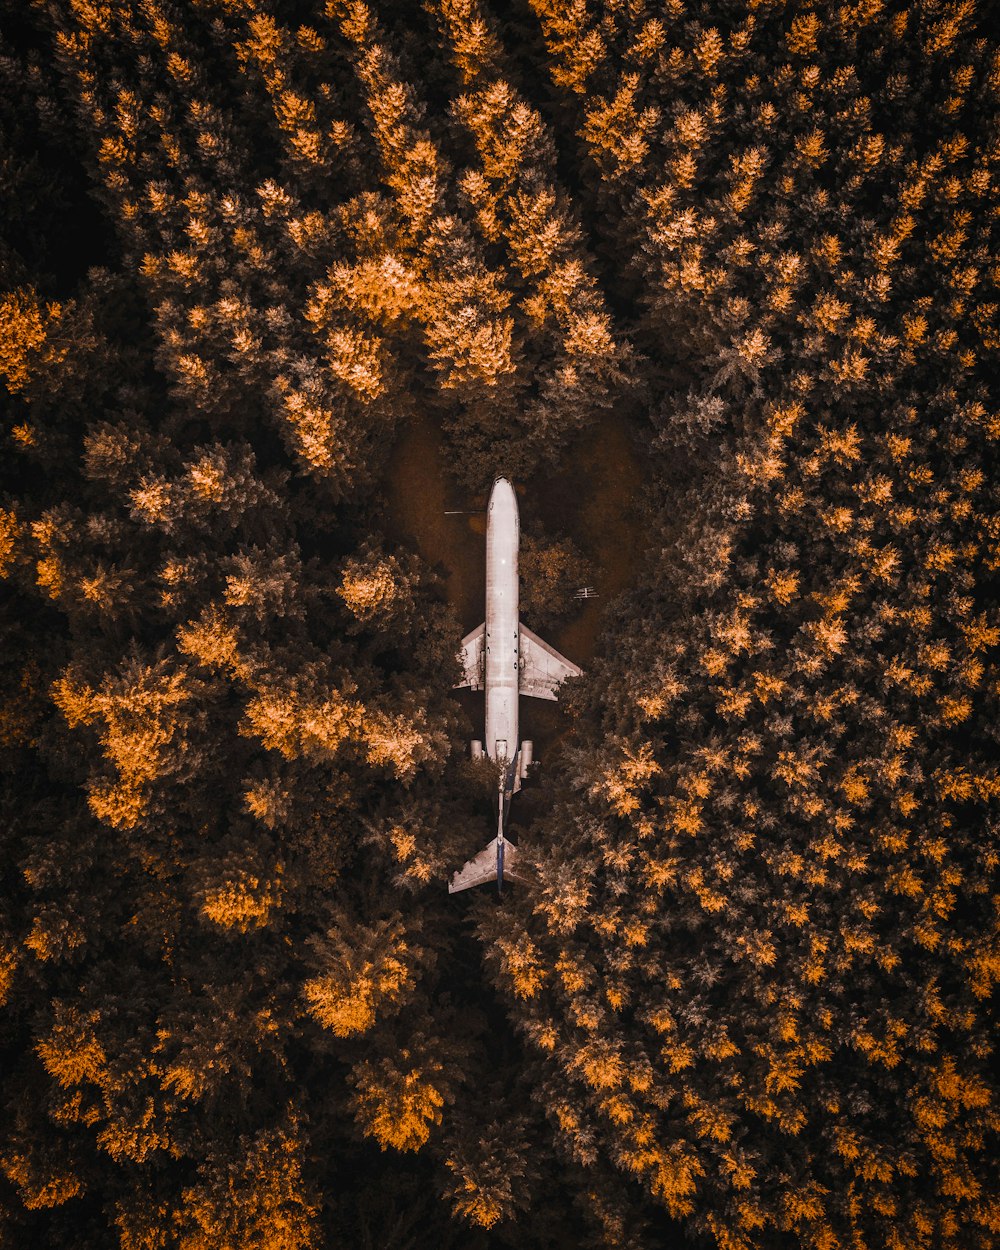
top-left (484, 478), bottom-right (519, 766)
top-left (449, 478), bottom-right (582, 893)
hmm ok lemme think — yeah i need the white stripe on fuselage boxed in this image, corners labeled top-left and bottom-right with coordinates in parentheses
top-left (484, 478), bottom-right (519, 764)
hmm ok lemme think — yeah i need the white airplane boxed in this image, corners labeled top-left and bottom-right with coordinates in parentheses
top-left (449, 478), bottom-right (582, 893)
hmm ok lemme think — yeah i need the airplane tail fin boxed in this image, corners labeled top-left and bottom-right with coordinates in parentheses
top-left (448, 837), bottom-right (522, 893)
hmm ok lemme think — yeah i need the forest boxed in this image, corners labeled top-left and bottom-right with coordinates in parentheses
top-left (1, 1), bottom-right (998, 1247)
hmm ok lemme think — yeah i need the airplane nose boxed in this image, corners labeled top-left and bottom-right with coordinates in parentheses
top-left (490, 477), bottom-right (517, 513)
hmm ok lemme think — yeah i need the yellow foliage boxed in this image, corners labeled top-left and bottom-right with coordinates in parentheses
top-left (36, 1010), bottom-right (107, 1088)
top-left (0, 507), bottom-right (22, 577)
top-left (564, 309), bottom-right (615, 358)
top-left (304, 919), bottom-right (415, 1037)
top-left (628, 17), bottom-right (665, 63)
top-left (774, 749), bottom-right (826, 789)
top-left (52, 661), bottom-right (197, 829)
top-left (275, 382), bottom-right (352, 477)
top-left (35, 549), bottom-right (66, 600)
top-left (685, 1093), bottom-right (734, 1142)
top-left (244, 778), bottom-right (291, 830)
top-left (796, 128), bottom-right (828, 168)
top-left (96, 1098), bottom-right (173, 1165)
top-left (362, 708), bottom-right (430, 779)
top-left (735, 929), bottom-right (777, 967)
top-left (201, 870), bottom-right (281, 933)
top-left (965, 942), bottom-right (1000, 999)
top-left (424, 304), bottom-right (516, 388)
top-left (820, 422), bottom-right (861, 462)
top-left (593, 739), bottom-right (660, 816)
top-left (495, 934), bottom-right (546, 998)
top-left (304, 949), bottom-right (413, 1037)
top-left (448, 1175), bottom-right (506, 1229)
top-left (241, 685), bottom-right (361, 760)
top-left (86, 776), bottom-right (150, 829)
top-left (622, 921), bottom-right (648, 948)
top-left (787, 12), bottom-right (821, 55)
top-left (802, 614), bottom-right (849, 657)
top-left (437, 0), bottom-right (505, 84)
top-left (685, 865), bottom-right (728, 913)
top-left (0, 942), bottom-right (16, 1005)
top-left (129, 476), bottom-right (175, 526)
top-left (933, 1056), bottom-right (991, 1109)
top-left (840, 768), bottom-right (869, 805)
top-left (717, 685), bottom-right (752, 717)
top-left (601, 1094), bottom-right (635, 1125)
top-left (633, 660), bottom-right (687, 720)
top-left (625, 1143), bottom-right (704, 1218)
top-left (0, 289), bottom-right (66, 392)
top-left (669, 796), bottom-right (704, 837)
top-left (711, 608), bottom-right (755, 655)
top-left (705, 1031), bottom-right (740, 1061)
top-left (337, 553), bottom-right (399, 622)
top-left (934, 768), bottom-right (1000, 803)
top-left (720, 1149), bottom-right (756, 1193)
top-left (814, 233), bottom-right (843, 267)
top-left (575, 1039), bottom-right (625, 1089)
top-left (0, 1149), bottom-right (83, 1209)
top-left (662, 1039), bottom-right (696, 1073)
top-left (24, 906), bottom-right (86, 961)
top-left (937, 694), bottom-right (972, 725)
top-left (781, 1179), bottom-right (829, 1227)
top-left (852, 1017), bottom-right (906, 1069)
top-left (694, 27), bottom-right (724, 75)
top-left (735, 327), bottom-right (771, 364)
top-left (753, 670), bottom-right (785, 704)
top-left (765, 567), bottom-right (799, 604)
top-left (322, 255), bottom-right (423, 325)
top-left (352, 1060), bottom-right (444, 1152)
top-left (325, 325), bottom-right (385, 398)
top-left (177, 1126), bottom-right (318, 1250)
top-left (176, 606), bottom-right (249, 678)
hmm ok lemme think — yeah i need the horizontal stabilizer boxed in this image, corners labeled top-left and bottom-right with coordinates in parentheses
top-left (448, 837), bottom-right (523, 893)
top-left (519, 623), bottom-right (582, 700)
top-left (454, 622), bottom-right (485, 691)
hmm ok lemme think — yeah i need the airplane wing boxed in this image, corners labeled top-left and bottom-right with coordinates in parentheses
top-left (519, 624), bottom-right (583, 700)
top-left (454, 622), bottom-right (486, 691)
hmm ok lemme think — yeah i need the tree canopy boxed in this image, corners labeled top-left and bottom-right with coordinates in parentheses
top-left (1, 2), bottom-right (998, 1248)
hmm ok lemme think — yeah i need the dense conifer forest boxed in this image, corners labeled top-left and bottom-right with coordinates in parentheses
top-left (1, 1), bottom-right (998, 1247)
